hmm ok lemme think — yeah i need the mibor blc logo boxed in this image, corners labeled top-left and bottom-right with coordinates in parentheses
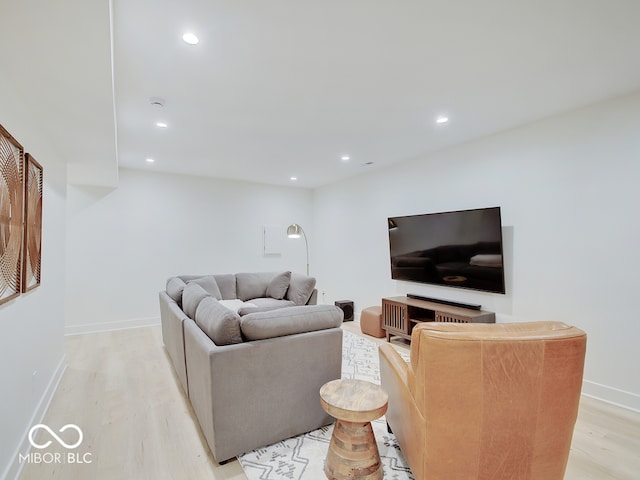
top-left (19, 424), bottom-right (93, 465)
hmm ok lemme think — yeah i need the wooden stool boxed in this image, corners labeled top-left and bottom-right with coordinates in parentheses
top-left (320, 379), bottom-right (388, 480)
top-left (360, 306), bottom-right (385, 338)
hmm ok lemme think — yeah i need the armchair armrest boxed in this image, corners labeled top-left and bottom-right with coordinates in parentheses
top-left (379, 343), bottom-right (426, 479)
top-left (379, 344), bottom-right (419, 418)
top-left (379, 343), bottom-right (409, 385)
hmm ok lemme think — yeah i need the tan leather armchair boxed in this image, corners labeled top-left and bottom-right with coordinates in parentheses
top-left (379, 321), bottom-right (586, 480)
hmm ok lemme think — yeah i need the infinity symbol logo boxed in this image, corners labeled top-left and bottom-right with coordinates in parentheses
top-left (28, 424), bottom-right (83, 449)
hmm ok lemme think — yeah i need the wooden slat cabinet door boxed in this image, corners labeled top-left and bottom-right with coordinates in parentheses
top-left (382, 299), bottom-right (408, 340)
top-left (435, 312), bottom-right (471, 323)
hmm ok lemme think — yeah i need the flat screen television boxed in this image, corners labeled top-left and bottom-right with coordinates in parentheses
top-left (388, 207), bottom-right (505, 294)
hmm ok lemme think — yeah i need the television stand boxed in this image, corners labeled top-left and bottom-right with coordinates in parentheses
top-left (382, 296), bottom-right (495, 342)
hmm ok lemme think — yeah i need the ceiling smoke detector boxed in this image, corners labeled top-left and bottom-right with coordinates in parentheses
top-left (149, 96), bottom-right (165, 108)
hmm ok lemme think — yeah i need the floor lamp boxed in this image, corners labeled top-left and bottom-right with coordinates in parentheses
top-left (287, 223), bottom-right (309, 275)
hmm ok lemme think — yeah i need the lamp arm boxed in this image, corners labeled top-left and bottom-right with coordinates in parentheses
top-left (287, 223), bottom-right (310, 276)
top-left (301, 227), bottom-right (309, 276)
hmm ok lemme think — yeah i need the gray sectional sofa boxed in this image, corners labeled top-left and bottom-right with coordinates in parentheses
top-left (159, 271), bottom-right (343, 463)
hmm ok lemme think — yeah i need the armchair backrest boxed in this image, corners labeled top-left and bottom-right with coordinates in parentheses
top-left (410, 321), bottom-right (586, 480)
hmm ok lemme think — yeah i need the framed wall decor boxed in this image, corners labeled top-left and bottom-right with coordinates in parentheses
top-left (22, 153), bottom-right (43, 292)
top-left (0, 124), bottom-right (24, 305)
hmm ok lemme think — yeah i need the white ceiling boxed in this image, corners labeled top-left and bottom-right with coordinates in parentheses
top-left (1, 0), bottom-right (118, 186)
top-left (4, 0), bottom-right (640, 188)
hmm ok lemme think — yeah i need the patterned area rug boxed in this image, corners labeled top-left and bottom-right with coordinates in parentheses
top-left (238, 330), bottom-right (416, 480)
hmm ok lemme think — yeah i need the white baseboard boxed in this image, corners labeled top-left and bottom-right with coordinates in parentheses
top-left (2, 356), bottom-right (67, 480)
top-left (64, 316), bottom-right (160, 336)
top-left (582, 380), bottom-right (640, 413)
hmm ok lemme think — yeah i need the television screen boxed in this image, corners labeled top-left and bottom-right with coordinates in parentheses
top-left (388, 207), bottom-right (505, 294)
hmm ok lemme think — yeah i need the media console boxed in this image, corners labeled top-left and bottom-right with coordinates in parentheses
top-left (382, 296), bottom-right (495, 342)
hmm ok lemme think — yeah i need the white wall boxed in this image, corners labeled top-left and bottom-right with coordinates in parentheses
top-left (0, 74), bottom-right (67, 479)
top-left (65, 169), bottom-right (314, 332)
top-left (313, 91), bottom-right (640, 411)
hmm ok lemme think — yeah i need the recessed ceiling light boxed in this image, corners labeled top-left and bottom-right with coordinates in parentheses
top-left (340, 155), bottom-right (350, 161)
top-left (155, 122), bottom-right (168, 128)
top-left (149, 96), bottom-right (165, 108)
top-left (182, 33), bottom-right (199, 45)
top-left (290, 176), bottom-right (298, 181)
top-left (436, 116), bottom-right (449, 124)
top-left (146, 158), bottom-right (155, 163)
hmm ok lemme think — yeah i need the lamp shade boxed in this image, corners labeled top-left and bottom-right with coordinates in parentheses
top-left (287, 224), bottom-right (302, 238)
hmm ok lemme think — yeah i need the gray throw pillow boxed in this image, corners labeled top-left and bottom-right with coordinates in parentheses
top-left (190, 275), bottom-right (222, 300)
top-left (236, 272), bottom-right (273, 301)
top-left (213, 274), bottom-right (237, 300)
top-left (266, 271), bottom-right (291, 300)
top-left (286, 273), bottom-right (317, 305)
top-left (166, 277), bottom-right (187, 304)
top-left (195, 297), bottom-right (243, 346)
top-left (182, 283), bottom-right (211, 319)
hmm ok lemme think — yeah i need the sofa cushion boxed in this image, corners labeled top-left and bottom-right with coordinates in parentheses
top-left (237, 297), bottom-right (296, 315)
top-left (266, 271), bottom-right (291, 300)
top-left (213, 274), bottom-right (237, 300)
top-left (219, 299), bottom-right (257, 313)
top-left (182, 283), bottom-right (211, 319)
top-left (189, 275), bottom-right (222, 300)
top-left (286, 273), bottom-right (317, 305)
top-left (166, 277), bottom-right (187, 304)
top-left (240, 305), bottom-right (343, 341)
top-left (195, 297), bottom-right (243, 346)
top-left (236, 272), bottom-right (275, 301)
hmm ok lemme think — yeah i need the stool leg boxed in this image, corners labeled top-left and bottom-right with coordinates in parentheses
top-left (324, 420), bottom-right (383, 480)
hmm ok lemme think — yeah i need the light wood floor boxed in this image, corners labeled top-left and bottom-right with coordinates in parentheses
top-left (18, 323), bottom-right (640, 480)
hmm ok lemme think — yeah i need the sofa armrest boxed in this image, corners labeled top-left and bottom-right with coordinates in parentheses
top-left (184, 321), bottom-right (342, 462)
top-left (159, 291), bottom-right (190, 395)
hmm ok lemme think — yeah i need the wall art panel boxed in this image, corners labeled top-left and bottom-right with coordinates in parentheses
top-left (0, 124), bottom-right (24, 305)
top-left (22, 153), bottom-right (42, 292)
